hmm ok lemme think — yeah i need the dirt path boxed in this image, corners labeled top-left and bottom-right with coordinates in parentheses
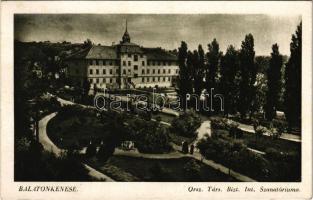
top-left (38, 112), bottom-right (115, 182)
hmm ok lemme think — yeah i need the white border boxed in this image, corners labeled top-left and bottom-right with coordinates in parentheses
top-left (1, 1), bottom-right (312, 200)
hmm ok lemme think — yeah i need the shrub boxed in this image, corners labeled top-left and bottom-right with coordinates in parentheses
top-left (272, 119), bottom-right (287, 133)
top-left (210, 118), bottom-right (229, 130)
top-left (86, 143), bottom-right (97, 158)
top-left (255, 125), bottom-right (267, 138)
top-left (229, 122), bottom-right (241, 138)
top-left (171, 111), bottom-right (201, 137)
top-left (269, 127), bottom-right (282, 139)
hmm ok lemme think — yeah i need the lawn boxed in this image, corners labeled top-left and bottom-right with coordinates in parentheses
top-left (89, 155), bottom-right (238, 182)
top-left (47, 112), bottom-right (111, 149)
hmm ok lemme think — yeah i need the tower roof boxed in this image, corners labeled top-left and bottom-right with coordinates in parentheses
top-left (122, 19), bottom-right (131, 43)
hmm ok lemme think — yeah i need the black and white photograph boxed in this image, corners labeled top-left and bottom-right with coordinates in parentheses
top-left (14, 13), bottom-right (302, 182)
top-left (1, 1), bottom-right (312, 200)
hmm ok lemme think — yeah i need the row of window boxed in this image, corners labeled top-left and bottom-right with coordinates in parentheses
top-left (89, 60), bottom-right (118, 66)
top-left (89, 68), bottom-right (179, 75)
top-left (89, 59), bottom-right (177, 67)
top-left (89, 76), bottom-right (172, 84)
top-left (142, 76), bottom-right (172, 83)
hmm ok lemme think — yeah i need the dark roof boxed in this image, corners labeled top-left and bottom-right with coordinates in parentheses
top-left (66, 45), bottom-right (177, 61)
top-left (86, 46), bottom-right (118, 59)
top-left (143, 48), bottom-right (177, 61)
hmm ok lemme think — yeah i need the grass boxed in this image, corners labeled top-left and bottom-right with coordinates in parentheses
top-left (90, 155), bottom-right (238, 182)
top-left (47, 113), bottom-right (111, 149)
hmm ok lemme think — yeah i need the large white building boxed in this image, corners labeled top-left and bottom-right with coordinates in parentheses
top-left (66, 22), bottom-right (179, 90)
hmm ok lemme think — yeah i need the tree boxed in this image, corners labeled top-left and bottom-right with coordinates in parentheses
top-left (194, 45), bottom-right (205, 96)
top-left (171, 110), bottom-right (201, 137)
top-left (265, 44), bottom-right (283, 120)
top-left (220, 45), bottom-right (239, 116)
top-left (238, 34), bottom-right (256, 119)
top-left (206, 39), bottom-right (222, 90)
top-left (177, 41), bottom-right (192, 109)
top-left (284, 22), bottom-right (301, 128)
top-left (183, 159), bottom-right (201, 181)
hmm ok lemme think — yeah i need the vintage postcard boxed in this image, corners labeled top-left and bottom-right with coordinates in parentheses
top-left (0, 1), bottom-right (312, 199)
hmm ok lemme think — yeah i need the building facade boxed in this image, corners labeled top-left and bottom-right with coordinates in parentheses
top-left (66, 22), bottom-right (179, 90)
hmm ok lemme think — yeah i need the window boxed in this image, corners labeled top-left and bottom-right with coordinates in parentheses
top-left (96, 69), bottom-right (99, 74)
top-left (110, 69), bottom-right (113, 74)
top-left (142, 77), bottom-right (145, 82)
top-left (92, 60), bottom-right (96, 65)
top-left (142, 69), bottom-right (145, 74)
top-left (142, 61), bottom-right (145, 66)
top-left (153, 69), bottom-right (155, 74)
top-left (128, 54), bottom-right (131, 58)
top-left (89, 69), bottom-right (93, 74)
top-left (158, 77), bottom-right (160, 81)
top-left (168, 69), bottom-right (171, 74)
top-left (158, 61), bottom-right (161, 66)
top-left (99, 60), bottom-right (103, 65)
top-left (123, 61), bottom-right (126, 66)
top-left (147, 77), bottom-right (150, 82)
top-left (103, 69), bottom-right (106, 74)
top-left (128, 61), bottom-right (131, 66)
top-left (109, 61), bottom-right (112, 66)
top-left (96, 60), bottom-right (99, 65)
top-left (110, 78), bottom-right (112, 83)
top-left (96, 78), bottom-right (99, 83)
top-left (168, 77), bottom-right (171, 81)
top-left (152, 77), bottom-right (155, 82)
top-left (128, 69), bottom-right (131, 73)
top-left (89, 78), bottom-right (93, 83)
top-left (89, 60), bottom-right (93, 65)
top-left (103, 60), bottom-right (106, 66)
top-left (158, 69), bottom-right (160, 74)
top-left (123, 69), bottom-right (126, 74)
top-left (176, 69), bottom-right (178, 74)
top-left (134, 65), bottom-right (138, 70)
top-left (134, 74), bottom-right (138, 78)
top-left (116, 69), bottom-right (119, 74)
top-left (147, 61), bottom-right (150, 66)
top-left (152, 61), bottom-right (155, 66)
top-left (163, 69), bottom-right (166, 74)
top-left (147, 69), bottom-right (150, 74)
top-left (134, 55), bottom-right (138, 61)
top-left (163, 77), bottom-right (166, 82)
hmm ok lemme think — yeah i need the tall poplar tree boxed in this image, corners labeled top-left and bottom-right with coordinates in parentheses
top-left (265, 44), bottom-right (283, 121)
top-left (284, 22), bottom-right (302, 128)
top-left (177, 41), bottom-right (192, 110)
top-left (206, 39), bottom-right (222, 91)
top-left (220, 45), bottom-right (239, 116)
top-left (238, 34), bottom-right (256, 119)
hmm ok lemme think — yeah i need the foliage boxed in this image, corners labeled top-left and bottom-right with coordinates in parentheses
top-left (284, 22), bottom-right (302, 128)
top-left (220, 45), bottom-right (240, 115)
top-left (238, 34), bottom-right (256, 119)
top-left (127, 119), bottom-right (172, 153)
top-left (206, 39), bottom-right (222, 90)
top-left (177, 41), bottom-right (193, 109)
top-left (171, 111), bottom-right (201, 137)
top-left (197, 137), bottom-right (273, 181)
top-left (255, 125), bottom-right (267, 138)
top-left (149, 163), bottom-right (171, 181)
top-left (210, 118), bottom-right (229, 130)
top-left (265, 44), bottom-right (283, 120)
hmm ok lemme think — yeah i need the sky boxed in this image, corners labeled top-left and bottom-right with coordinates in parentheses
top-left (15, 14), bottom-right (301, 56)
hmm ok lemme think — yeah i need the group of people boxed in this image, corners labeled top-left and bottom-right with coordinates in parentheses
top-left (181, 141), bottom-right (195, 154)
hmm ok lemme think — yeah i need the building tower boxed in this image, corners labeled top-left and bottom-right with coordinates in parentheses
top-left (122, 20), bottom-right (130, 43)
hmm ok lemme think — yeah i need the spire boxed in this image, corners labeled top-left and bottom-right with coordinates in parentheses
top-left (122, 19), bottom-right (130, 43)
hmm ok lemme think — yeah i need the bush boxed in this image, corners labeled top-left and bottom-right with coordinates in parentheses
top-left (171, 111), bottom-right (201, 137)
top-left (229, 122), bottom-right (242, 138)
top-left (255, 125), bottom-right (267, 138)
top-left (268, 128), bottom-right (282, 139)
top-left (210, 118), bottom-right (229, 130)
top-left (86, 143), bottom-right (97, 158)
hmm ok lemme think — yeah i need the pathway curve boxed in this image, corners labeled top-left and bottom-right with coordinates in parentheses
top-left (227, 119), bottom-right (301, 143)
top-left (38, 112), bottom-right (115, 182)
top-left (114, 145), bottom-right (256, 182)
